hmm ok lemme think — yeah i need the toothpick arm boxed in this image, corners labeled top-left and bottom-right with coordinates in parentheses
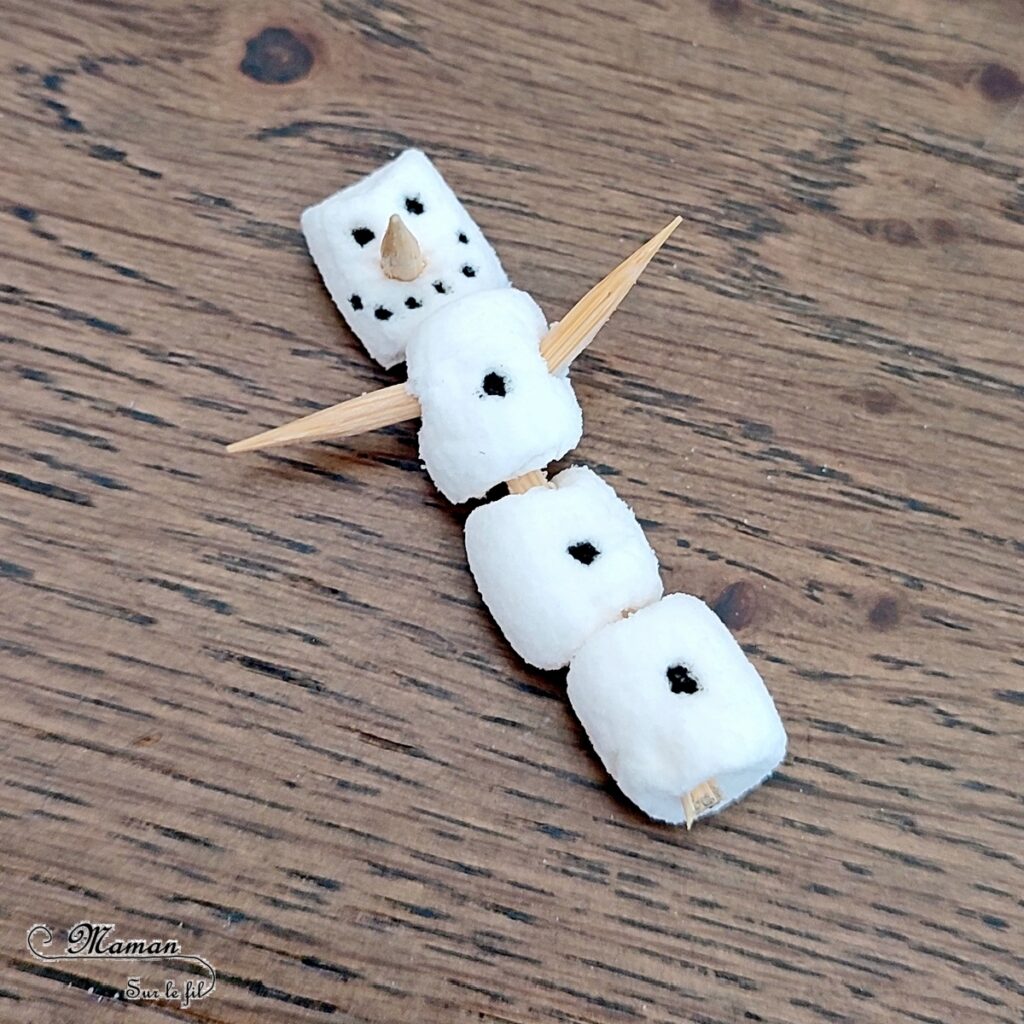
top-left (543, 216), bottom-right (680, 373)
top-left (225, 383), bottom-right (420, 454)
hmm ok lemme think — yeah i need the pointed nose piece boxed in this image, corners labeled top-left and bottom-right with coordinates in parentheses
top-left (380, 213), bottom-right (426, 281)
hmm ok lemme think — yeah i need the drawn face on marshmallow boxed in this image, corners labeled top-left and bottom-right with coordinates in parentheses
top-left (465, 466), bottom-right (662, 668)
top-left (405, 289), bottom-right (583, 503)
top-left (567, 594), bottom-right (787, 824)
top-left (301, 149), bottom-right (509, 368)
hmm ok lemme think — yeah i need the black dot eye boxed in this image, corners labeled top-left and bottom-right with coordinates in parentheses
top-left (351, 227), bottom-right (374, 247)
top-left (433, 281), bottom-right (448, 294)
top-left (405, 196), bottom-right (424, 215)
top-left (461, 265), bottom-right (476, 278)
top-left (667, 664), bottom-right (700, 695)
top-left (458, 231), bottom-right (469, 243)
top-left (567, 541), bottom-right (599, 565)
top-left (405, 296), bottom-right (422, 309)
top-left (481, 371), bottom-right (507, 397)
top-left (374, 306), bottom-right (393, 321)
top-left (349, 294), bottom-right (363, 310)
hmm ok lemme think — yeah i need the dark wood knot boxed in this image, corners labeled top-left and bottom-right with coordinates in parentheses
top-left (977, 64), bottom-right (1022, 103)
top-left (240, 27), bottom-right (314, 85)
top-left (712, 580), bottom-right (757, 631)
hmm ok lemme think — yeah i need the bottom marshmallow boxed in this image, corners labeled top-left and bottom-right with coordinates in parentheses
top-left (567, 594), bottom-right (787, 825)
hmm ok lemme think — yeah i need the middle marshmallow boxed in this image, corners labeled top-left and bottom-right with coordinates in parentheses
top-left (465, 465), bottom-right (663, 668)
top-left (405, 289), bottom-right (583, 503)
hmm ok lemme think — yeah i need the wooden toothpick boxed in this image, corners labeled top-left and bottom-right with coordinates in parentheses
top-left (541, 216), bottom-right (681, 373)
top-left (226, 217), bottom-right (680, 455)
top-left (226, 383), bottom-right (419, 455)
top-left (380, 213), bottom-right (426, 281)
top-left (506, 469), bottom-right (551, 494)
top-left (681, 778), bottom-right (723, 829)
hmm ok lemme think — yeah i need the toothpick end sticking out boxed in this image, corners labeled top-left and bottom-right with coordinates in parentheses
top-left (540, 216), bottom-right (681, 373)
top-left (682, 793), bottom-right (696, 830)
top-left (681, 778), bottom-right (722, 830)
top-left (226, 383), bottom-right (421, 454)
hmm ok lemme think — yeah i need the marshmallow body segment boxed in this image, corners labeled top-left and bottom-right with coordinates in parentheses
top-left (567, 594), bottom-right (786, 824)
top-left (465, 467), bottom-right (662, 668)
top-left (406, 289), bottom-right (583, 503)
top-left (301, 149), bottom-right (509, 368)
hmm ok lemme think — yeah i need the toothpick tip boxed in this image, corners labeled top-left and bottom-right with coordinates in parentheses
top-left (540, 216), bottom-right (682, 373)
top-left (225, 383), bottom-right (421, 455)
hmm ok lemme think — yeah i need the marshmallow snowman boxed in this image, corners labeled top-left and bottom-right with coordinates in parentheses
top-left (567, 594), bottom-right (787, 825)
top-left (290, 153), bottom-right (789, 827)
top-left (301, 149), bottom-right (509, 368)
top-left (465, 466), bottom-right (662, 668)
top-left (405, 289), bottom-right (583, 503)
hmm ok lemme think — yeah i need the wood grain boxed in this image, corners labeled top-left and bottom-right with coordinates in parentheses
top-left (1, 1), bottom-right (1022, 1022)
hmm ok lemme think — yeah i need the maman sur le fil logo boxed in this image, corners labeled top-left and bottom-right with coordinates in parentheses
top-left (26, 921), bottom-right (216, 1009)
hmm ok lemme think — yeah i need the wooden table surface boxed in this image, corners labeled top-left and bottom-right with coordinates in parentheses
top-left (2, 1), bottom-right (1022, 1022)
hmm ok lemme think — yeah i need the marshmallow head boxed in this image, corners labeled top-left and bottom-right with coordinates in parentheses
top-left (406, 289), bottom-right (583, 503)
top-left (465, 466), bottom-right (662, 668)
top-left (301, 150), bottom-right (509, 368)
top-left (567, 594), bottom-right (787, 825)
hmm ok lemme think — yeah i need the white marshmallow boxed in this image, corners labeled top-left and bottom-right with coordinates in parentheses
top-left (465, 466), bottom-right (662, 668)
top-left (405, 289), bottom-right (583, 503)
top-left (567, 594), bottom-right (787, 824)
top-left (301, 149), bottom-right (509, 368)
